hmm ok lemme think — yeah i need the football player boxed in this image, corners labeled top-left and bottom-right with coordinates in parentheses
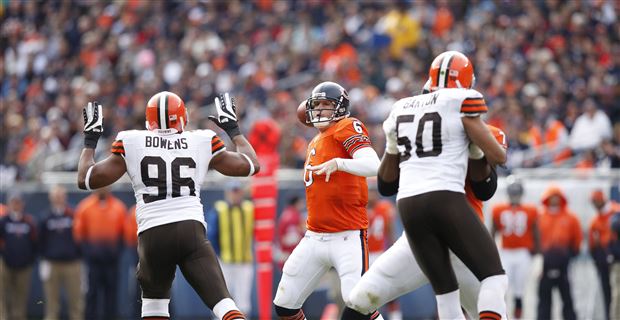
top-left (343, 124), bottom-right (507, 319)
top-left (491, 177), bottom-right (540, 319)
top-left (272, 82), bottom-right (383, 320)
top-left (77, 92), bottom-right (258, 320)
top-left (370, 51), bottom-right (508, 320)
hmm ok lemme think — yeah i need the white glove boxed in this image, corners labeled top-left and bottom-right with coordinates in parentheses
top-left (307, 158), bottom-right (339, 182)
top-left (209, 93), bottom-right (241, 137)
top-left (83, 101), bottom-right (103, 133)
top-left (383, 117), bottom-right (399, 155)
top-left (468, 143), bottom-right (485, 160)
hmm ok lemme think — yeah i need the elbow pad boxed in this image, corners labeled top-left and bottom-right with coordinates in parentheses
top-left (469, 168), bottom-right (497, 201)
top-left (378, 175), bottom-right (399, 197)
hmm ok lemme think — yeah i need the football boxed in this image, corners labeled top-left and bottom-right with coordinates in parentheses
top-left (297, 100), bottom-right (312, 127)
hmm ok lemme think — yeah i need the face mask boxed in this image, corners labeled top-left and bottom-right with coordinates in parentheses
top-left (548, 205), bottom-right (560, 214)
top-left (313, 120), bottom-right (331, 129)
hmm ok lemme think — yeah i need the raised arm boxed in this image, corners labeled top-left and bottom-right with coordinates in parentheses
top-left (207, 93), bottom-right (260, 177)
top-left (77, 102), bottom-right (127, 190)
top-left (209, 135), bottom-right (260, 176)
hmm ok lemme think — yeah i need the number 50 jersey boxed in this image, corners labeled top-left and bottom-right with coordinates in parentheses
top-left (111, 129), bottom-right (226, 234)
top-left (384, 88), bottom-right (488, 200)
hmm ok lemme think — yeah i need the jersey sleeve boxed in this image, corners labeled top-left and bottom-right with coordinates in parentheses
top-left (211, 135), bottom-right (226, 156)
top-left (334, 118), bottom-right (372, 157)
top-left (111, 131), bottom-right (126, 157)
top-left (460, 90), bottom-right (488, 117)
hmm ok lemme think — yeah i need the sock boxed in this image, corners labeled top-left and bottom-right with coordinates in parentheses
top-left (341, 307), bottom-right (371, 320)
top-left (436, 289), bottom-right (466, 319)
top-left (213, 298), bottom-right (245, 320)
top-left (274, 305), bottom-right (306, 320)
top-left (143, 317), bottom-right (169, 320)
top-left (514, 297), bottom-right (523, 318)
top-left (142, 298), bottom-right (170, 318)
top-left (370, 310), bottom-right (384, 320)
top-left (478, 274), bottom-right (508, 320)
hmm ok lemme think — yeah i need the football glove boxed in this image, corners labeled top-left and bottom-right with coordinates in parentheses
top-left (208, 93), bottom-right (241, 138)
top-left (307, 158), bottom-right (339, 182)
top-left (83, 101), bottom-right (103, 149)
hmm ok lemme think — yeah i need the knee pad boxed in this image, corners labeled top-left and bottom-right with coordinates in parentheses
top-left (274, 305), bottom-right (301, 317)
top-left (345, 285), bottom-right (375, 315)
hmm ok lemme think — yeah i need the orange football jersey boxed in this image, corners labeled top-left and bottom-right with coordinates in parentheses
top-left (367, 200), bottom-right (394, 253)
top-left (304, 117), bottom-right (371, 233)
top-left (465, 125), bottom-right (507, 220)
top-left (492, 203), bottom-right (538, 250)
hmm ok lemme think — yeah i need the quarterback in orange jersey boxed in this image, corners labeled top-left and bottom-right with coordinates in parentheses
top-left (273, 82), bottom-right (382, 320)
top-left (491, 177), bottom-right (540, 319)
top-left (344, 124), bottom-right (508, 320)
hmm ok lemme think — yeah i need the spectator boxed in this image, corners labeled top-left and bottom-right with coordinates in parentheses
top-left (537, 186), bottom-right (582, 320)
top-left (207, 181), bottom-right (254, 314)
top-left (610, 211), bottom-right (620, 320)
top-left (73, 187), bottom-right (126, 320)
top-left (275, 195), bottom-right (305, 270)
top-left (39, 185), bottom-right (83, 320)
top-left (491, 178), bottom-right (540, 319)
top-left (569, 99), bottom-right (613, 153)
top-left (0, 192), bottom-right (38, 320)
top-left (588, 190), bottom-right (620, 320)
top-left (2, 1), bottom-right (619, 178)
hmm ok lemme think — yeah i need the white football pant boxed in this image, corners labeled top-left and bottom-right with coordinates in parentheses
top-left (274, 230), bottom-right (367, 309)
top-left (347, 232), bottom-right (480, 318)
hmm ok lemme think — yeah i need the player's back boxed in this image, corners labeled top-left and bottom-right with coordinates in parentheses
top-left (492, 203), bottom-right (538, 250)
top-left (387, 88), bottom-right (487, 199)
top-left (304, 117), bottom-right (370, 233)
top-left (113, 129), bottom-right (225, 233)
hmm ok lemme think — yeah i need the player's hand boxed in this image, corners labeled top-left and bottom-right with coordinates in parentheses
top-left (307, 158), bottom-right (339, 182)
top-left (83, 101), bottom-right (103, 149)
top-left (468, 143), bottom-right (484, 160)
top-left (208, 93), bottom-right (241, 138)
top-left (382, 117), bottom-right (398, 154)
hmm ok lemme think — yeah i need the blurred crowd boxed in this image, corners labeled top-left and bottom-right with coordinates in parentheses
top-left (2, 0), bottom-right (620, 184)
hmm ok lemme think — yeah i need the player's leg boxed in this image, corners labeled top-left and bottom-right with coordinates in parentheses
top-left (273, 233), bottom-right (331, 320)
top-left (432, 191), bottom-right (507, 320)
top-left (136, 223), bottom-right (179, 320)
top-left (176, 221), bottom-right (245, 320)
top-left (511, 249), bottom-right (532, 319)
top-left (330, 230), bottom-right (381, 320)
top-left (344, 232), bottom-right (428, 316)
top-left (398, 194), bottom-right (465, 320)
top-left (450, 252), bottom-right (480, 318)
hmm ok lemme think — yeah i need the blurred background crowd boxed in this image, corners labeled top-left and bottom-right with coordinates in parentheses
top-left (1, 0), bottom-right (620, 184)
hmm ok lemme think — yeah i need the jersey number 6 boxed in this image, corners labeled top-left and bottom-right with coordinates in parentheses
top-left (140, 156), bottom-right (197, 203)
top-left (396, 112), bottom-right (443, 161)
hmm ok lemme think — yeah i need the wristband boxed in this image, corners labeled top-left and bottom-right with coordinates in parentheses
top-left (224, 126), bottom-right (241, 138)
top-left (240, 153), bottom-right (255, 176)
top-left (85, 166), bottom-right (94, 191)
top-left (84, 132), bottom-right (101, 149)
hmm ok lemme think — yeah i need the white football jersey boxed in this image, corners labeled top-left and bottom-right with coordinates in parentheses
top-left (384, 88), bottom-right (488, 199)
top-left (111, 129), bottom-right (226, 233)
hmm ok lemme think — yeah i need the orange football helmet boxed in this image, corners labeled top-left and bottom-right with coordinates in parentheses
top-left (428, 51), bottom-right (475, 91)
top-left (145, 91), bottom-right (188, 132)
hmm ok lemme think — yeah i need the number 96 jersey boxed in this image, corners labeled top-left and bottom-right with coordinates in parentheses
top-left (384, 88), bottom-right (488, 200)
top-left (111, 129), bottom-right (226, 234)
